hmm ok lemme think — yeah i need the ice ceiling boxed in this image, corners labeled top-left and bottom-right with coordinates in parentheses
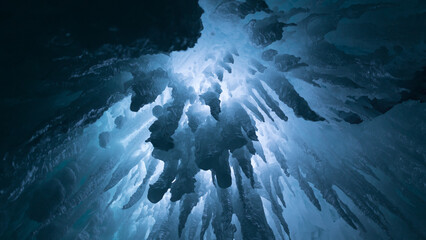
top-left (0, 0), bottom-right (425, 239)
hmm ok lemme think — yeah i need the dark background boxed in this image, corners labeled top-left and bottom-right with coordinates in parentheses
top-left (0, 0), bottom-right (204, 154)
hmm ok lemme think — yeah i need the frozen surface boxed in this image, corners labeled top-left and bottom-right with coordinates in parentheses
top-left (0, 0), bottom-right (425, 239)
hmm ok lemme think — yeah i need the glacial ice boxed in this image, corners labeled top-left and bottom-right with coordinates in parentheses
top-left (0, 0), bottom-right (425, 239)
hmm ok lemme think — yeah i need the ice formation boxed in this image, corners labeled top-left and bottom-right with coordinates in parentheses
top-left (0, 0), bottom-right (425, 239)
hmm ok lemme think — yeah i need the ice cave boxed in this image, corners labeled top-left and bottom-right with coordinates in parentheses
top-left (0, 0), bottom-right (425, 239)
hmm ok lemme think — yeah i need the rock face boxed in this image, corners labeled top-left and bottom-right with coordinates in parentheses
top-left (0, 0), bottom-right (425, 240)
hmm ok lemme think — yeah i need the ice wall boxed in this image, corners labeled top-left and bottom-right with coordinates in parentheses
top-left (0, 0), bottom-right (425, 239)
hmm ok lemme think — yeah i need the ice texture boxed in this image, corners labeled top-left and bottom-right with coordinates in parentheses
top-left (0, 0), bottom-right (425, 239)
